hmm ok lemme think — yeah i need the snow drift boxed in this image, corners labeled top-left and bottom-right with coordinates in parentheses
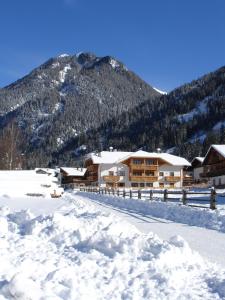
top-left (0, 194), bottom-right (225, 299)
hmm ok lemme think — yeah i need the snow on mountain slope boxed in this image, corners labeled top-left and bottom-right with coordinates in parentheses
top-left (153, 86), bottom-right (167, 95)
top-left (177, 96), bottom-right (209, 122)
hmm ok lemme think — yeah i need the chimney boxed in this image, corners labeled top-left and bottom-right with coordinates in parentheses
top-left (156, 148), bottom-right (161, 153)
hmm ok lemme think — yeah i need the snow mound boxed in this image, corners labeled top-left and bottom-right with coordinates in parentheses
top-left (0, 195), bottom-right (225, 299)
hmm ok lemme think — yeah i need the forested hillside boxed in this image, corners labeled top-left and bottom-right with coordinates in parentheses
top-left (56, 66), bottom-right (225, 165)
top-left (0, 52), bottom-right (159, 168)
top-left (0, 53), bottom-right (224, 168)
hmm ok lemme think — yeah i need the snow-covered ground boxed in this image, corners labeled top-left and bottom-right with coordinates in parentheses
top-left (0, 171), bottom-right (225, 299)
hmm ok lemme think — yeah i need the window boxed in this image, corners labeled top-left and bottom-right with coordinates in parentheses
top-left (118, 171), bottom-right (125, 176)
top-left (159, 183), bottom-right (164, 188)
top-left (169, 183), bottom-right (174, 188)
top-left (159, 172), bottom-right (164, 177)
top-left (131, 182), bottom-right (138, 187)
top-left (118, 182), bottom-right (125, 187)
top-left (145, 171), bottom-right (154, 176)
top-left (106, 182), bottom-right (114, 187)
top-left (133, 170), bottom-right (142, 176)
top-left (133, 159), bottom-right (142, 165)
top-left (146, 159), bottom-right (154, 165)
top-left (146, 182), bottom-right (153, 187)
top-left (109, 171), bottom-right (114, 176)
top-left (170, 172), bottom-right (174, 176)
top-left (140, 183), bottom-right (145, 188)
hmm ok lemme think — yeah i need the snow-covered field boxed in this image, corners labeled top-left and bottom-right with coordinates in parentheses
top-left (0, 171), bottom-right (225, 299)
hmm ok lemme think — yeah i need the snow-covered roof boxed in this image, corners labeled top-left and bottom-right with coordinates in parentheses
top-left (211, 145), bottom-right (225, 158)
top-left (158, 153), bottom-right (191, 166)
top-left (60, 167), bottom-right (87, 176)
top-left (86, 151), bottom-right (132, 164)
top-left (117, 150), bottom-right (190, 166)
top-left (35, 168), bottom-right (55, 174)
top-left (191, 157), bottom-right (204, 164)
top-left (203, 145), bottom-right (225, 165)
top-left (86, 150), bottom-right (190, 166)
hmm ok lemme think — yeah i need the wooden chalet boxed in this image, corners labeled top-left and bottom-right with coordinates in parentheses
top-left (201, 145), bottom-right (225, 187)
top-left (60, 167), bottom-right (87, 187)
top-left (84, 150), bottom-right (190, 189)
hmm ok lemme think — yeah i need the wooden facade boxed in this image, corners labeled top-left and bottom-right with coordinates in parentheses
top-left (202, 147), bottom-right (225, 179)
top-left (84, 159), bottom-right (99, 183)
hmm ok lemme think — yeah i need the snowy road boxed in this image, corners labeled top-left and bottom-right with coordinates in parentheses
top-left (78, 193), bottom-right (225, 268)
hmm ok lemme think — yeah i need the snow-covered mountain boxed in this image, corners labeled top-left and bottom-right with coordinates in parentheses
top-left (0, 53), bottom-right (225, 167)
top-left (60, 65), bottom-right (225, 162)
top-left (0, 52), bottom-right (160, 167)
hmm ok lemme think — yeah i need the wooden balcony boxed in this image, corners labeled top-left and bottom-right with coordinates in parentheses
top-left (103, 175), bottom-right (120, 182)
top-left (165, 176), bottom-right (181, 182)
top-left (130, 176), bottom-right (158, 182)
top-left (86, 175), bottom-right (98, 181)
top-left (130, 164), bottom-right (158, 171)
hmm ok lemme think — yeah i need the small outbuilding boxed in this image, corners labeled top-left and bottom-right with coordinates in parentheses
top-left (59, 167), bottom-right (87, 187)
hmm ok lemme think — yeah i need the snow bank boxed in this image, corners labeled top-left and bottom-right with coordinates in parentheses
top-left (0, 170), bottom-right (63, 199)
top-left (0, 194), bottom-right (225, 299)
top-left (77, 192), bottom-right (225, 233)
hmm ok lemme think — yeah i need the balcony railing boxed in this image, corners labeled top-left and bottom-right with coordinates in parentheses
top-left (165, 176), bottom-right (181, 182)
top-left (130, 176), bottom-right (158, 182)
top-left (103, 175), bottom-right (120, 182)
top-left (130, 164), bottom-right (158, 171)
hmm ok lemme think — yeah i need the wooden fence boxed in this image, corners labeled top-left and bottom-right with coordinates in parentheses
top-left (79, 187), bottom-right (217, 210)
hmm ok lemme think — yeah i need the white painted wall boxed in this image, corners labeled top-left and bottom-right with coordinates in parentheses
top-left (193, 167), bottom-right (203, 181)
top-left (157, 165), bottom-right (183, 188)
top-left (98, 163), bottom-right (130, 187)
top-left (97, 163), bottom-right (183, 189)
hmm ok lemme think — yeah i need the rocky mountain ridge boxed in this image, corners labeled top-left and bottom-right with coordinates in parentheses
top-left (0, 52), bottom-right (160, 167)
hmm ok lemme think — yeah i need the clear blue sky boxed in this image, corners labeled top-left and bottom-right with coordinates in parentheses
top-left (0, 0), bottom-right (225, 91)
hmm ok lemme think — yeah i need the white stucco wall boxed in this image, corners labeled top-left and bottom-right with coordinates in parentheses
top-left (98, 163), bottom-right (130, 187)
top-left (157, 165), bottom-right (183, 188)
top-left (193, 167), bottom-right (203, 181)
top-left (97, 163), bottom-right (183, 189)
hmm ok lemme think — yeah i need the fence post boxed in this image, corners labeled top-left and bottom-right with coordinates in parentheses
top-left (150, 190), bottom-right (153, 201)
top-left (138, 190), bottom-right (141, 199)
top-left (182, 189), bottom-right (187, 205)
top-left (123, 189), bottom-right (126, 198)
top-left (130, 189), bottom-right (132, 199)
top-left (210, 188), bottom-right (216, 210)
top-left (163, 189), bottom-right (168, 202)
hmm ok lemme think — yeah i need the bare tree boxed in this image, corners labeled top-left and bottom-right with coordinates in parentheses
top-left (0, 122), bottom-right (25, 170)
